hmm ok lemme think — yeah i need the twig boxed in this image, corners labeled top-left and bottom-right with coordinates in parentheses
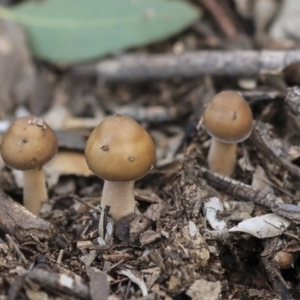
top-left (250, 121), bottom-right (300, 179)
top-left (124, 280), bottom-right (132, 300)
top-left (72, 50), bottom-right (300, 82)
top-left (261, 256), bottom-right (292, 300)
top-left (109, 105), bottom-right (177, 123)
top-left (7, 275), bottom-right (26, 300)
top-left (202, 229), bottom-right (233, 241)
top-left (26, 266), bottom-right (91, 300)
top-left (56, 249), bottom-right (64, 264)
top-left (240, 89), bottom-right (285, 104)
top-left (199, 167), bottom-right (280, 207)
top-left (71, 195), bottom-right (102, 213)
top-left (198, 167), bottom-right (300, 222)
top-left (98, 205), bottom-right (109, 238)
top-left (0, 189), bottom-right (55, 242)
top-left (198, 0), bottom-right (237, 38)
top-left (5, 234), bottom-right (28, 264)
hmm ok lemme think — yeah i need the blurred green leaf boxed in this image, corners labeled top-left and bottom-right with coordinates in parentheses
top-left (0, 0), bottom-right (200, 64)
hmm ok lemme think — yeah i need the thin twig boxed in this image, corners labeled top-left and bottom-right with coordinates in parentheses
top-left (5, 234), bottom-right (28, 265)
top-left (56, 249), bottom-right (64, 264)
top-left (261, 178), bottom-right (295, 198)
top-left (198, 0), bottom-right (238, 38)
top-left (198, 167), bottom-right (300, 222)
top-left (26, 267), bottom-right (91, 300)
top-left (72, 50), bottom-right (300, 82)
top-left (71, 195), bottom-right (102, 213)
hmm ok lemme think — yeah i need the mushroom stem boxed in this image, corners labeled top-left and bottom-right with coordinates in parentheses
top-left (208, 138), bottom-right (237, 177)
top-left (23, 168), bottom-right (48, 215)
top-left (101, 180), bottom-right (135, 220)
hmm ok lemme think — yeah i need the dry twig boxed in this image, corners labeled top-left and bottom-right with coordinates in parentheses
top-left (0, 189), bottom-right (55, 241)
top-left (5, 234), bottom-right (28, 264)
top-left (73, 50), bottom-right (300, 82)
top-left (198, 167), bottom-right (300, 222)
top-left (250, 121), bottom-right (300, 179)
top-left (261, 256), bottom-right (292, 300)
top-left (26, 267), bottom-right (91, 300)
top-left (198, 0), bottom-right (238, 38)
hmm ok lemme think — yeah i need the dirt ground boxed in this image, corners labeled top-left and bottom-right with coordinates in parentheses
top-left (2, 0), bottom-right (300, 299)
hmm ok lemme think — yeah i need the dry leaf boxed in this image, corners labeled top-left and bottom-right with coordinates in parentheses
top-left (46, 151), bottom-right (92, 176)
top-left (229, 213), bottom-right (291, 238)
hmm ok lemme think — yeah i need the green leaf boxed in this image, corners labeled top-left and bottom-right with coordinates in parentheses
top-left (0, 0), bottom-right (200, 64)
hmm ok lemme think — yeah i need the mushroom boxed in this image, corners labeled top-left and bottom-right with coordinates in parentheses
top-left (0, 116), bottom-right (58, 215)
top-left (274, 250), bottom-right (294, 270)
top-left (202, 91), bottom-right (253, 176)
top-left (85, 114), bottom-right (156, 221)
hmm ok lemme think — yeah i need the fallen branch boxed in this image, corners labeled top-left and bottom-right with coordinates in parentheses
top-left (26, 267), bottom-right (91, 300)
top-left (73, 50), bottom-right (300, 82)
top-left (0, 189), bottom-right (55, 241)
top-left (198, 167), bottom-right (300, 222)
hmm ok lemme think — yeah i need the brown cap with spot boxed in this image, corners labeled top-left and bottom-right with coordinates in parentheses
top-left (203, 91), bottom-right (253, 143)
top-left (0, 116), bottom-right (58, 170)
top-left (85, 114), bottom-right (156, 181)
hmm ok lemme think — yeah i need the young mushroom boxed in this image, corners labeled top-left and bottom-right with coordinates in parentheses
top-left (202, 91), bottom-right (253, 176)
top-left (0, 116), bottom-right (58, 215)
top-left (85, 114), bottom-right (156, 221)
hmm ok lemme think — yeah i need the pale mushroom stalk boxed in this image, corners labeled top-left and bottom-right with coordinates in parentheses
top-left (101, 180), bottom-right (135, 220)
top-left (208, 139), bottom-right (237, 177)
top-left (23, 168), bottom-right (48, 215)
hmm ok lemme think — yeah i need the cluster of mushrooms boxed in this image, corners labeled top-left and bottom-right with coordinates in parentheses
top-left (0, 91), bottom-right (253, 231)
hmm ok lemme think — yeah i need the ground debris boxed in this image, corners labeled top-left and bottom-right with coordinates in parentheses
top-left (186, 278), bottom-right (221, 300)
top-left (0, 189), bottom-right (55, 242)
top-left (250, 120), bottom-right (300, 179)
top-left (86, 266), bottom-right (110, 300)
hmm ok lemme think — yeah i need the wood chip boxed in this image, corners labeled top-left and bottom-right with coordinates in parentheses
top-left (86, 266), bottom-right (110, 300)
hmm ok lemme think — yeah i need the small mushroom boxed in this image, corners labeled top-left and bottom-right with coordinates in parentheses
top-left (274, 250), bottom-right (294, 270)
top-left (0, 116), bottom-right (58, 215)
top-left (85, 114), bottom-right (156, 221)
top-left (202, 91), bottom-right (253, 176)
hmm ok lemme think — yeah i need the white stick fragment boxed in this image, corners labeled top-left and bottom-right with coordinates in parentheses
top-left (118, 269), bottom-right (148, 296)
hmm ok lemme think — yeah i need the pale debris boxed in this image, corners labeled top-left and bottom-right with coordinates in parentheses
top-left (203, 197), bottom-right (226, 230)
top-left (118, 269), bottom-right (148, 297)
top-left (186, 279), bottom-right (221, 300)
top-left (251, 165), bottom-right (274, 194)
top-left (229, 213), bottom-right (291, 238)
top-left (270, 0), bottom-right (300, 40)
top-left (59, 273), bottom-right (74, 289)
top-left (26, 290), bottom-right (49, 300)
top-left (80, 250), bottom-right (97, 266)
top-left (188, 221), bottom-right (198, 237)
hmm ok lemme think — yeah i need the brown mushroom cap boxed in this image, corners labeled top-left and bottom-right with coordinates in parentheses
top-left (0, 116), bottom-right (58, 170)
top-left (85, 115), bottom-right (156, 182)
top-left (203, 91), bottom-right (253, 143)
